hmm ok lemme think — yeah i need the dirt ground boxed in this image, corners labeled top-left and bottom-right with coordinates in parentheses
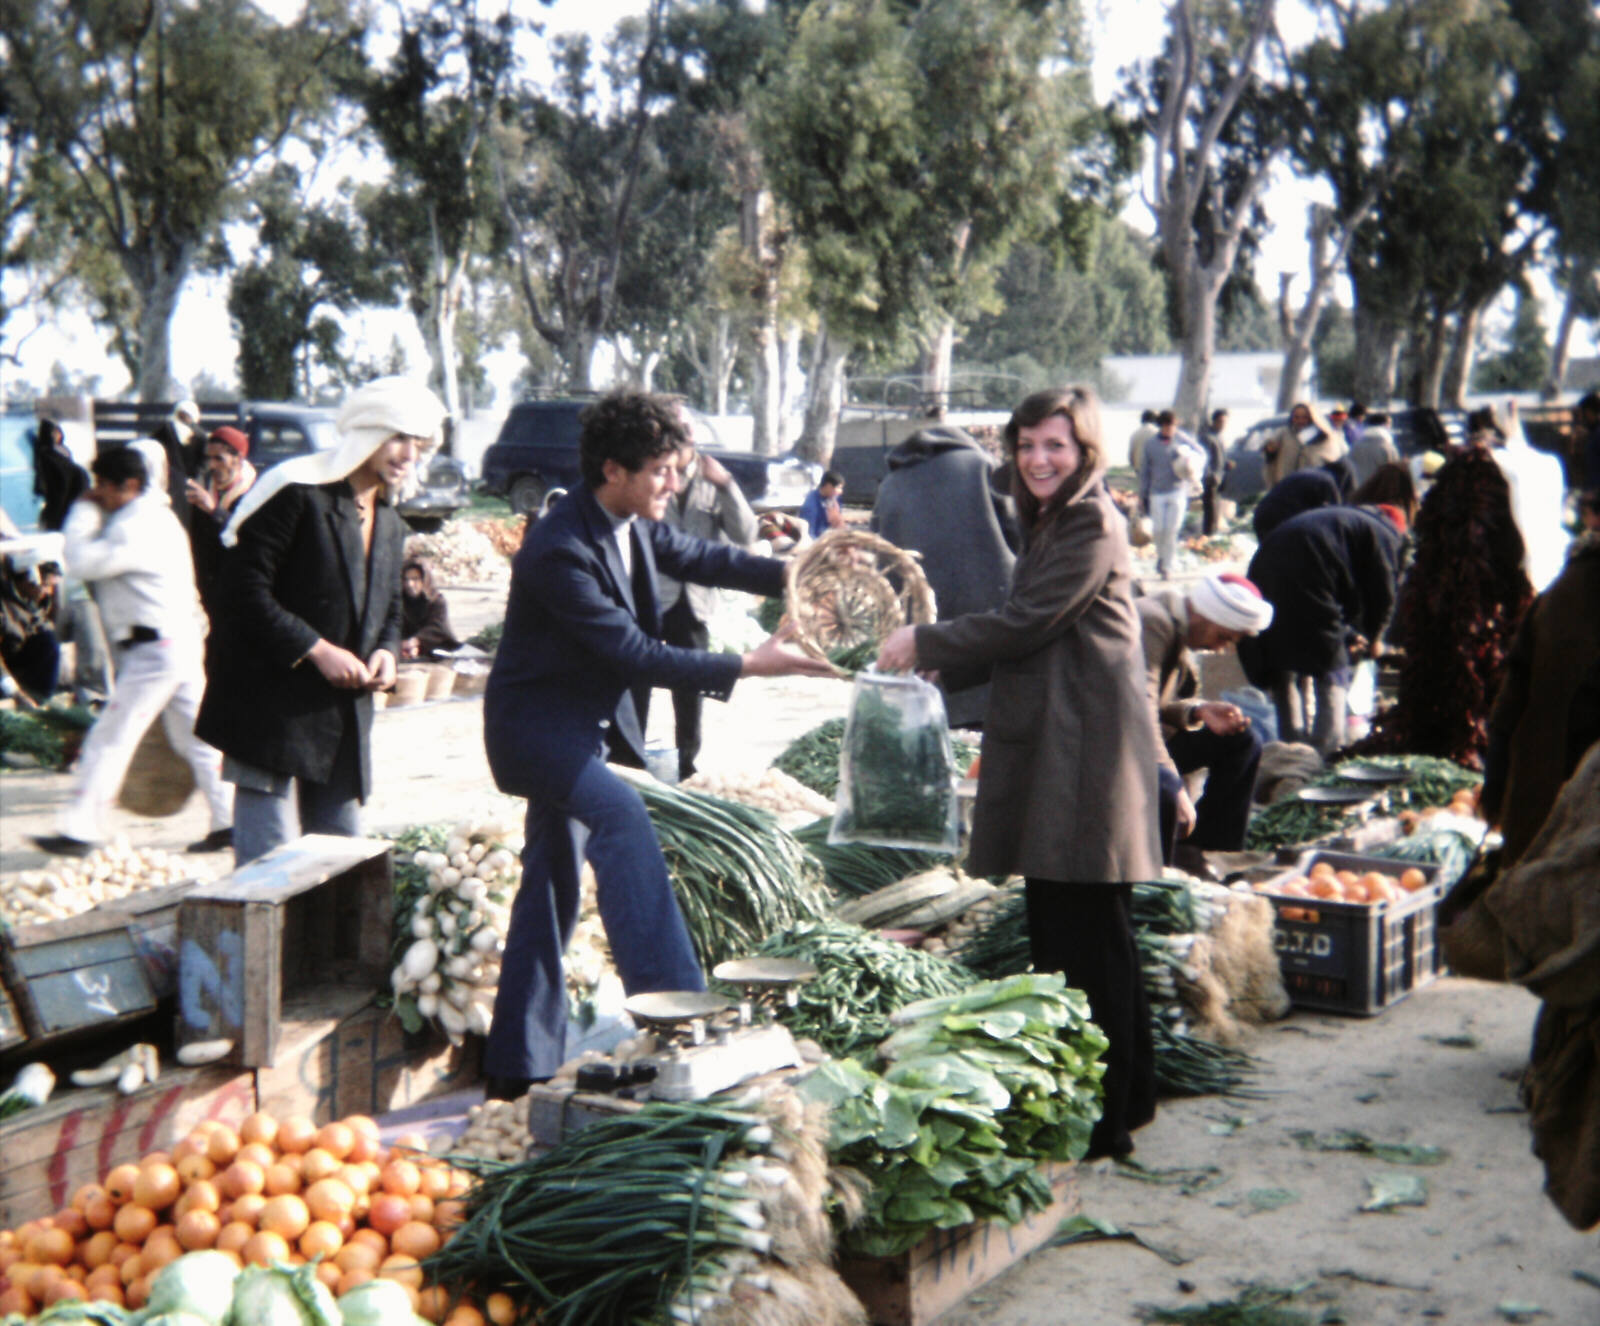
top-left (2, 581), bottom-right (1596, 1325)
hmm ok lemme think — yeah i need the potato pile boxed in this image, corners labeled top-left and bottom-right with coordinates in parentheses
top-left (450, 1097), bottom-right (532, 1165)
top-left (680, 767), bottom-right (835, 818)
top-left (1, 842), bottom-right (204, 929)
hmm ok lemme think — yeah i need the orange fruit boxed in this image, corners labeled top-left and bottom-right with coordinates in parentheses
top-left (303, 1179), bottom-right (355, 1225)
top-left (72, 1184), bottom-right (107, 1214)
top-left (118, 1254), bottom-right (144, 1287)
top-left (366, 1193), bottom-right (412, 1237)
top-left (176, 1209), bottom-right (222, 1251)
top-left (276, 1117), bottom-right (318, 1155)
top-left (239, 1112), bottom-right (280, 1149)
top-left (380, 1159), bottom-right (422, 1196)
top-left (205, 1126), bottom-right (241, 1167)
top-left (299, 1221), bottom-right (343, 1260)
top-left (26, 1226), bottom-right (75, 1267)
top-left (107, 1243), bottom-right (140, 1269)
top-left (335, 1240), bottom-right (383, 1274)
top-left (126, 1272), bottom-right (153, 1310)
top-left (417, 1286), bottom-right (451, 1322)
top-left (378, 1253), bottom-right (423, 1290)
top-left (444, 1306), bottom-right (487, 1326)
top-left (112, 1204), bottom-right (156, 1245)
top-left (264, 1162), bottom-right (303, 1196)
top-left (258, 1195), bottom-right (311, 1242)
top-left (1399, 867), bottom-right (1428, 893)
top-left (237, 1142), bottom-right (277, 1170)
top-left (242, 1230), bottom-right (291, 1267)
top-left (418, 1166), bottom-right (452, 1201)
top-left (104, 1165), bottom-right (141, 1205)
top-left (433, 1200), bottom-right (466, 1232)
top-left (87, 1281), bottom-right (126, 1307)
top-left (315, 1122), bottom-right (355, 1161)
top-left (299, 1149), bottom-right (342, 1184)
top-left (176, 1153), bottom-right (217, 1185)
top-left (133, 1163), bottom-right (181, 1211)
top-left (45, 1277), bottom-right (86, 1305)
top-left (407, 1193), bottom-right (435, 1225)
top-left (221, 1160), bottom-right (267, 1201)
top-left (336, 1268), bottom-right (375, 1296)
top-left (314, 1261), bottom-right (344, 1292)
top-left (349, 1228), bottom-right (389, 1254)
top-left (215, 1222), bottom-right (253, 1256)
top-left (389, 1222), bottom-right (441, 1261)
top-left (81, 1230), bottom-right (119, 1270)
top-left (51, 1208), bottom-right (88, 1240)
top-left (141, 1231), bottom-right (183, 1272)
top-left (486, 1292), bottom-right (517, 1326)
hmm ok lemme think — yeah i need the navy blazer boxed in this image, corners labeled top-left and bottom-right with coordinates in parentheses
top-left (484, 484), bottom-right (785, 801)
top-left (195, 480), bottom-right (404, 796)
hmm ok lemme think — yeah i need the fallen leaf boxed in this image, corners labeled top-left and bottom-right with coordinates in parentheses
top-left (1360, 1172), bottom-right (1428, 1211)
top-left (1247, 1187), bottom-right (1298, 1212)
top-left (1495, 1302), bottom-right (1545, 1322)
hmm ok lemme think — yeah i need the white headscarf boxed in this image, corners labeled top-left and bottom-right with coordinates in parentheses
top-left (130, 438), bottom-right (170, 504)
top-left (221, 377), bottom-right (447, 547)
top-left (1189, 572), bottom-right (1275, 634)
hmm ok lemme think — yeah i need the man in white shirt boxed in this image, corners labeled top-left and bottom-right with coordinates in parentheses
top-left (31, 446), bottom-right (232, 856)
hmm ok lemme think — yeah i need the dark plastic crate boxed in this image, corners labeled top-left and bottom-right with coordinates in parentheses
top-left (1262, 850), bottom-right (1444, 1016)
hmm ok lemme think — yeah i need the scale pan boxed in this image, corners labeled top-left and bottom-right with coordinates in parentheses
top-left (623, 991), bottom-right (734, 1025)
top-left (1296, 785), bottom-right (1376, 805)
top-left (712, 958), bottom-right (818, 985)
top-left (1334, 762), bottom-right (1414, 785)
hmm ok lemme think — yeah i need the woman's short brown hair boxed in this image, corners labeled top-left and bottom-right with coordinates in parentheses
top-left (1003, 386), bottom-right (1104, 531)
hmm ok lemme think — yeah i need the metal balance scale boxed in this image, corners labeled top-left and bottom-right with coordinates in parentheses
top-left (621, 957), bottom-right (816, 1102)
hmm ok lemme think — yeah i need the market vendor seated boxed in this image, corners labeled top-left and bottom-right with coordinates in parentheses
top-left (1139, 572), bottom-right (1275, 862)
top-left (400, 556), bottom-right (461, 660)
top-left (0, 539), bottom-right (64, 707)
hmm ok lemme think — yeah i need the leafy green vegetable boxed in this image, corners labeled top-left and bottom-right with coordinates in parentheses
top-left (801, 973), bottom-right (1107, 1257)
top-left (1137, 1281), bottom-right (1316, 1324)
top-left (144, 1251), bottom-right (242, 1325)
top-left (1360, 1172), bottom-right (1429, 1211)
top-left (790, 818), bottom-right (950, 899)
top-left (1291, 1129), bottom-right (1448, 1165)
top-left (337, 1279), bottom-right (428, 1326)
top-left (834, 676), bottom-right (957, 847)
top-left (223, 1262), bottom-right (341, 1326)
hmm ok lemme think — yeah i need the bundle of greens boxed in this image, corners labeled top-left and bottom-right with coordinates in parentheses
top-left (790, 819), bottom-right (948, 899)
top-left (722, 920), bottom-right (976, 1059)
top-left (0, 703), bottom-right (94, 771)
top-left (832, 675), bottom-right (958, 851)
top-left (1244, 754), bottom-right (1483, 851)
top-left (773, 719), bottom-right (848, 797)
top-left (424, 1093), bottom-right (864, 1326)
top-left (633, 775), bottom-right (832, 970)
top-left (954, 888), bottom-right (1030, 980)
top-left (800, 974), bottom-right (1107, 1257)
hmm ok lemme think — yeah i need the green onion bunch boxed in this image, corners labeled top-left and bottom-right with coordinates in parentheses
top-left (801, 973), bottom-right (1108, 1258)
top-left (790, 819), bottom-right (949, 899)
top-left (425, 1096), bottom-right (855, 1326)
top-left (633, 777), bottom-right (832, 970)
top-left (722, 920), bottom-right (976, 1059)
top-left (772, 719), bottom-right (848, 797)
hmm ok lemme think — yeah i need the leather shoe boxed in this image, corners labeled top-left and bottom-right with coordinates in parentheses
top-left (30, 833), bottom-right (95, 858)
top-left (186, 827), bottom-right (234, 853)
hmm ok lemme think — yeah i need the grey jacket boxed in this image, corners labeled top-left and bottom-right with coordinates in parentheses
top-left (657, 464), bottom-right (758, 622)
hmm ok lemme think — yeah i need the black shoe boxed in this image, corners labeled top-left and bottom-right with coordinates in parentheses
top-left (186, 827), bottom-right (234, 853)
top-left (30, 833), bottom-right (95, 858)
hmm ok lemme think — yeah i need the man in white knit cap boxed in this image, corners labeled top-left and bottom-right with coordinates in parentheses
top-left (1138, 571), bottom-right (1275, 861)
top-left (195, 376), bottom-right (447, 864)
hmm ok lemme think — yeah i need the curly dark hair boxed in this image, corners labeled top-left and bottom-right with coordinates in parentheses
top-left (578, 391), bottom-right (691, 489)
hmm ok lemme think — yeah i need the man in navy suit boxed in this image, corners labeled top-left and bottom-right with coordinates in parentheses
top-left (482, 391), bottom-right (835, 1097)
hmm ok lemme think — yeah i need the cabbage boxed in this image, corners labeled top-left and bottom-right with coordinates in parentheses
top-left (144, 1250), bottom-right (241, 1324)
top-left (139, 1316), bottom-right (215, 1326)
top-left (28, 1304), bottom-right (132, 1325)
top-left (335, 1278), bottom-right (429, 1326)
top-left (224, 1262), bottom-right (342, 1326)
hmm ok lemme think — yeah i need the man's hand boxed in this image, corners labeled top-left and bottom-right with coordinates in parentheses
top-left (185, 478), bottom-right (217, 514)
top-left (400, 637), bottom-right (421, 661)
top-left (307, 639), bottom-right (371, 690)
top-left (365, 649), bottom-right (397, 692)
top-left (1195, 701), bottom-right (1249, 735)
top-left (824, 498), bottom-right (845, 529)
top-left (740, 623), bottom-right (840, 679)
top-left (1175, 787), bottom-right (1197, 839)
top-left (698, 452), bottom-right (734, 489)
top-left (876, 625), bottom-right (918, 673)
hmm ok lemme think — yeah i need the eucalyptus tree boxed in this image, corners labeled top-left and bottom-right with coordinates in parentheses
top-left (1, 0), bottom-right (360, 400)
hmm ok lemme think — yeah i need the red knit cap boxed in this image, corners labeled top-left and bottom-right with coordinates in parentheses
top-left (209, 425), bottom-right (249, 457)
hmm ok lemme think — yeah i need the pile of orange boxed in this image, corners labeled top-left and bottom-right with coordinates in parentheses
top-left (1257, 860), bottom-right (1431, 920)
top-left (0, 1111), bottom-right (515, 1325)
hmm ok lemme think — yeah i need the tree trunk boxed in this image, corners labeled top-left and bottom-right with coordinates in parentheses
top-left (565, 330), bottom-right (598, 392)
top-left (749, 322), bottom-right (782, 456)
top-left (131, 244), bottom-right (193, 402)
top-left (1543, 257), bottom-right (1592, 401)
top-left (920, 317), bottom-right (955, 419)
top-left (1351, 303), bottom-right (1400, 405)
top-left (1416, 308), bottom-right (1450, 409)
top-left (1276, 206), bottom-right (1339, 411)
top-left (709, 313), bottom-right (735, 416)
top-left (1172, 266), bottom-right (1219, 429)
top-left (1441, 297), bottom-right (1487, 409)
top-left (797, 325), bottom-right (847, 466)
top-left (778, 323), bottom-right (803, 449)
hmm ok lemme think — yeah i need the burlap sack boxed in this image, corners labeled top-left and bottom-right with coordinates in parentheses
top-left (118, 720), bottom-right (195, 817)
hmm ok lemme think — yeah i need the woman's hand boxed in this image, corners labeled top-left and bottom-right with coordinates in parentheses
top-left (876, 625), bottom-right (918, 673)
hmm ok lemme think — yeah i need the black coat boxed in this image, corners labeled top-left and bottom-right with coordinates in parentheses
top-left (1238, 504), bottom-right (1403, 683)
top-left (1252, 469), bottom-right (1342, 541)
top-left (195, 481), bottom-right (404, 797)
top-left (150, 422), bottom-right (200, 529)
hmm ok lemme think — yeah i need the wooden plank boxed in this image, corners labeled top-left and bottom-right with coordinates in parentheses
top-left (254, 997), bottom-right (479, 1124)
top-left (188, 835), bottom-right (389, 904)
top-left (838, 1162), bottom-right (1081, 1326)
top-left (0, 1066), bottom-right (255, 1227)
top-left (3, 878), bottom-right (206, 949)
top-left (2, 927), bottom-right (158, 1039)
top-left (0, 980), bottom-right (27, 1052)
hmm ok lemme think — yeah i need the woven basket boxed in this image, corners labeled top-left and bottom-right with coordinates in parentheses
top-left (423, 664), bottom-right (455, 701)
top-left (452, 663), bottom-right (490, 697)
top-left (118, 720), bottom-right (196, 818)
top-left (783, 528), bottom-right (936, 671)
top-left (390, 668), bottom-right (430, 707)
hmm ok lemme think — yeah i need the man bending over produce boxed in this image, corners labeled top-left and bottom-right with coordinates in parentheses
top-left (481, 390), bottom-right (835, 1100)
top-left (1139, 572), bottom-right (1274, 862)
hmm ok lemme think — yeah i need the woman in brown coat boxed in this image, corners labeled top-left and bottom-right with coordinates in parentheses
top-left (878, 386), bottom-right (1163, 1159)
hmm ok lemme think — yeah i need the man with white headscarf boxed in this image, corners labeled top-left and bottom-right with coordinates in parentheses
top-left (196, 377), bottom-right (447, 864)
top-left (30, 446), bottom-right (233, 856)
top-left (1139, 572), bottom-right (1275, 861)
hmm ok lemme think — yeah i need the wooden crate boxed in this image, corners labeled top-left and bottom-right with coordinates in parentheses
top-left (838, 1162), bottom-right (1081, 1326)
top-left (0, 1064), bottom-right (255, 1227)
top-left (254, 994), bottom-right (480, 1124)
top-left (0, 979), bottom-right (27, 1052)
top-left (176, 836), bottom-right (393, 1068)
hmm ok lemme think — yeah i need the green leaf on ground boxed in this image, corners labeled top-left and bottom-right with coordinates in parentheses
top-left (1360, 1172), bottom-right (1428, 1211)
top-left (1247, 1187), bottom-right (1298, 1213)
top-left (1291, 1129), bottom-right (1448, 1165)
top-left (1051, 1214), bottom-right (1191, 1265)
top-left (1495, 1302), bottom-right (1545, 1322)
top-left (1424, 1033), bottom-right (1480, 1049)
top-left (1206, 1114), bottom-right (1256, 1135)
top-left (1137, 1281), bottom-right (1317, 1324)
top-left (1115, 1159), bottom-right (1226, 1195)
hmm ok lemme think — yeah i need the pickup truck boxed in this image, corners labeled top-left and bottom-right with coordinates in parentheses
top-left (480, 399), bottom-right (822, 516)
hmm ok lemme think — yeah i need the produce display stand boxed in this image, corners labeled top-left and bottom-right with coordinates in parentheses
top-left (0, 1062), bottom-right (255, 1227)
top-left (175, 834), bottom-right (393, 1068)
top-left (837, 1162), bottom-right (1081, 1326)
